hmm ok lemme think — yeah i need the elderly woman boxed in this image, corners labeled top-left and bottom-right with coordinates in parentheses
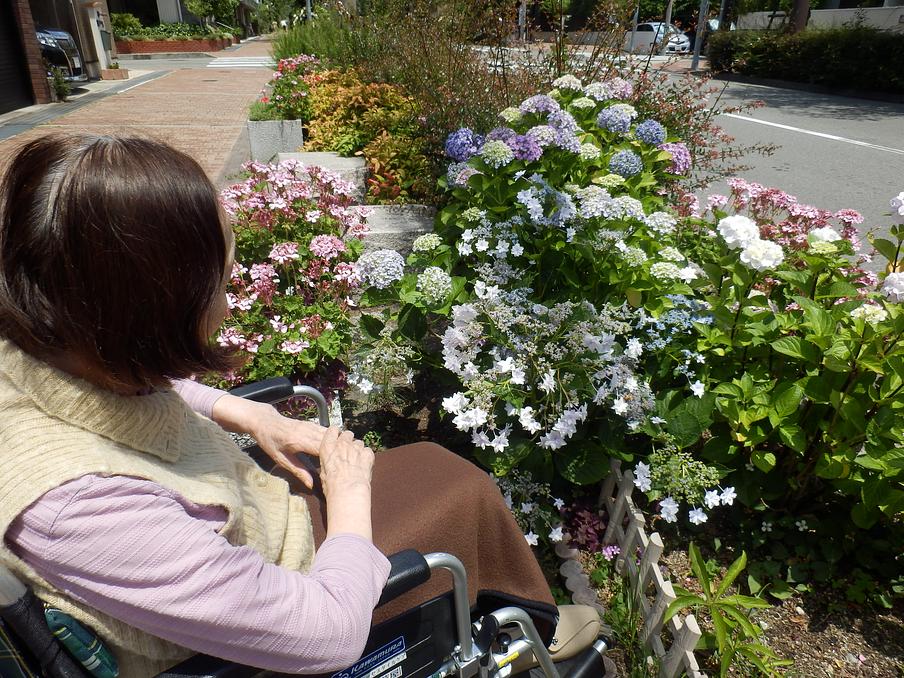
top-left (0, 135), bottom-right (598, 677)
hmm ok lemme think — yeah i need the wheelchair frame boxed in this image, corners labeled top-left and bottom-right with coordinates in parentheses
top-left (0, 378), bottom-right (610, 678)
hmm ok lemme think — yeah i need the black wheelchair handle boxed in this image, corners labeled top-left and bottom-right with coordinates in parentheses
top-left (564, 637), bottom-right (612, 678)
top-left (228, 377), bottom-right (295, 403)
top-left (377, 550), bottom-right (431, 608)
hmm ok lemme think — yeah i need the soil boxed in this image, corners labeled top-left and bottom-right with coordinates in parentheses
top-left (660, 550), bottom-right (904, 677)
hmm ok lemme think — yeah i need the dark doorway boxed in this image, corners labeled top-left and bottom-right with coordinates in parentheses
top-left (0, 0), bottom-right (35, 114)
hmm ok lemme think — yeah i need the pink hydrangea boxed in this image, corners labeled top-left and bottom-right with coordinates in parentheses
top-left (835, 209), bottom-right (864, 225)
top-left (309, 234), bottom-right (347, 260)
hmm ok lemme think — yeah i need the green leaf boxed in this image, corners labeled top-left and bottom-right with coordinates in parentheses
top-left (716, 551), bottom-right (747, 598)
top-left (554, 443), bottom-right (610, 485)
top-left (712, 609), bottom-right (729, 653)
top-left (750, 449), bottom-right (777, 472)
top-left (359, 314), bottom-right (384, 340)
top-left (663, 594), bottom-right (705, 623)
top-left (771, 382), bottom-right (804, 418)
top-left (871, 237), bottom-right (899, 263)
top-left (718, 603), bottom-right (760, 640)
top-left (397, 304), bottom-right (427, 341)
top-left (688, 542), bottom-right (712, 598)
top-left (721, 594), bottom-right (771, 609)
top-left (771, 336), bottom-right (820, 363)
top-left (777, 424), bottom-right (807, 453)
top-left (767, 580), bottom-right (794, 600)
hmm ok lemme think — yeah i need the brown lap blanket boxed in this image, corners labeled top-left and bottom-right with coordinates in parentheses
top-left (261, 441), bottom-right (557, 643)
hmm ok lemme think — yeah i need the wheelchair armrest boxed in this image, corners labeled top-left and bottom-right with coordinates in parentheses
top-left (377, 550), bottom-right (431, 608)
top-left (228, 377), bottom-right (294, 403)
top-left (155, 653), bottom-right (261, 678)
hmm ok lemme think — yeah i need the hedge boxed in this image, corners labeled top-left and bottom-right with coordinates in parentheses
top-left (707, 27), bottom-right (904, 94)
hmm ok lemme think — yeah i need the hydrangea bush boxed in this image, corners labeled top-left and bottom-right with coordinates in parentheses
top-left (214, 160), bottom-right (371, 394)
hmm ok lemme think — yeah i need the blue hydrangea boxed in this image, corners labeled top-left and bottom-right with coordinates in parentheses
top-left (509, 134), bottom-right (542, 162)
top-left (644, 295), bottom-right (713, 350)
top-left (486, 127), bottom-right (517, 143)
top-left (547, 109), bottom-right (580, 134)
top-left (608, 150), bottom-right (644, 177)
top-left (526, 125), bottom-right (558, 148)
top-left (445, 128), bottom-right (483, 162)
top-left (446, 161), bottom-right (480, 187)
top-left (519, 94), bottom-right (561, 115)
top-left (634, 119), bottom-right (667, 145)
top-left (516, 175), bottom-right (576, 228)
top-left (596, 107), bottom-right (632, 134)
top-left (554, 131), bottom-right (582, 154)
top-left (356, 249), bottom-right (405, 289)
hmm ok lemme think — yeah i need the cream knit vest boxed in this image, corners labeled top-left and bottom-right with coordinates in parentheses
top-left (0, 339), bottom-right (316, 677)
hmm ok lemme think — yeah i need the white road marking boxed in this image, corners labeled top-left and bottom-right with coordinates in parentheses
top-left (116, 71), bottom-right (173, 93)
top-left (206, 56), bottom-right (274, 69)
top-left (722, 113), bottom-right (904, 156)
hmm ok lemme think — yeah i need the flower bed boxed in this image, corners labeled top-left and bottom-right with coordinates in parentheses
top-left (115, 37), bottom-right (231, 54)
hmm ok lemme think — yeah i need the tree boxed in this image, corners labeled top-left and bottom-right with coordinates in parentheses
top-left (185, 0), bottom-right (240, 25)
top-left (788, 0), bottom-right (809, 32)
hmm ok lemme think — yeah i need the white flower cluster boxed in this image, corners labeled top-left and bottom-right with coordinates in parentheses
top-left (416, 266), bottom-right (453, 305)
top-left (412, 233), bottom-right (443, 253)
top-left (807, 226), bottom-right (842, 254)
top-left (643, 211), bottom-right (678, 236)
top-left (635, 462), bottom-right (736, 525)
top-left (882, 272), bottom-right (904, 302)
top-left (850, 303), bottom-right (888, 325)
top-left (356, 249), bottom-right (405, 289)
top-left (552, 74), bottom-right (583, 91)
top-left (499, 106), bottom-right (522, 124)
top-left (440, 290), bottom-right (656, 448)
top-left (717, 215), bottom-right (784, 272)
top-left (891, 191), bottom-right (904, 222)
top-left (455, 210), bottom-right (526, 286)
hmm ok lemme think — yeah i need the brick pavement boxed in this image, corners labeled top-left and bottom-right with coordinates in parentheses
top-left (0, 46), bottom-right (273, 182)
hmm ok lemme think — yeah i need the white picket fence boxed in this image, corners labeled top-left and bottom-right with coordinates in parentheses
top-left (558, 458), bottom-right (706, 677)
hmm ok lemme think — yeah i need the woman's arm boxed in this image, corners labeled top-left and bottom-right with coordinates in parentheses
top-left (5, 474), bottom-right (390, 673)
top-left (171, 379), bottom-right (327, 489)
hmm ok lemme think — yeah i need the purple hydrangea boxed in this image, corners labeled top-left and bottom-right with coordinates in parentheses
top-left (554, 132), bottom-right (582, 154)
top-left (548, 109), bottom-right (580, 133)
top-left (608, 150), bottom-right (644, 177)
top-left (509, 134), bottom-right (543, 162)
top-left (487, 126), bottom-right (517, 143)
top-left (606, 77), bottom-right (634, 99)
top-left (596, 107), bottom-right (633, 134)
top-left (446, 161), bottom-right (481, 187)
top-left (526, 125), bottom-right (558, 148)
top-left (658, 142), bottom-right (692, 175)
top-left (445, 128), bottom-right (484, 162)
top-left (635, 119), bottom-right (667, 145)
top-left (519, 94), bottom-right (561, 115)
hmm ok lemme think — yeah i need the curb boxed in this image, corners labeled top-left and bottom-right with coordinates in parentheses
top-left (711, 72), bottom-right (904, 104)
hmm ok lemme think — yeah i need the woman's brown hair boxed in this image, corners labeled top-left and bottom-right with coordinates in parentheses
top-left (0, 134), bottom-right (234, 391)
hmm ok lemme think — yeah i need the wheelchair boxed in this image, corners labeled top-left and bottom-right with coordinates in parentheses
top-left (0, 378), bottom-right (610, 678)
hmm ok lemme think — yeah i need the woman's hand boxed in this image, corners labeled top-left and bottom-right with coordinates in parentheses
top-left (210, 394), bottom-right (328, 489)
top-left (318, 427), bottom-right (375, 541)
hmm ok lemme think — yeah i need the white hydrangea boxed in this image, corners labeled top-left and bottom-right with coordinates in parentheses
top-left (578, 143), bottom-right (601, 161)
top-left (891, 191), bottom-right (904, 222)
top-left (620, 246), bottom-right (648, 267)
top-left (881, 272), bottom-right (904, 302)
top-left (499, 107), bottom-right (522, 124)
top-left (658, 246), bottom-right (685, 262)
top-left (739, 239), bottom-right (785, 272)
top-left (480, 140), bottom-right (515, 169)
top-left (850, 303), bottom-right (888, 325)
top-left (412, 233), bottom-right (443, 253)
top-left (643, 211), bottom-right (677, 235)
top-left (592, 173), bottom-right (626, 189)
top-left (356, 249), bottom-right (405, 289)
top-left (416, 266), bottom-right (453, 304)
top-left (650, 261), bottom-right (683, 280)
top-left (571, 96), bottom-right (596, 109)
top-left (717, 215), bottom-right (760, 249)
top-left (808, 226), bottom-right (842, 244)
top-left (552, 74), bottom-right (583, 91)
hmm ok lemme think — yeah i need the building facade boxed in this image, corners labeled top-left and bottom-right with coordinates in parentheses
top-left (1, 0), bottom-right (52, 114)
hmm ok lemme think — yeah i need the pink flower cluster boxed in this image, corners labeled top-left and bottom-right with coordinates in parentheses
top-left (269, 241), bottom-right (299, 264)
top-left (220, 160), bottom-right (369, 240)
top-left (725, 178), bottom-right (865, 253)
top-left (309, 234), bottom-right (346, 260)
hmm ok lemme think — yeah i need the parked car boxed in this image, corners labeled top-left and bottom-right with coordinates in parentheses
top-left (624, 22), bottom-right (691, 54)
top-left (36, 28), bottom-right (88, 83)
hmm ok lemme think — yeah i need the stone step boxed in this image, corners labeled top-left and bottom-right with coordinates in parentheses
top-left (277, 152), bottom-right (368, 201)
top-left (363, 205), bottom-right (436, 254)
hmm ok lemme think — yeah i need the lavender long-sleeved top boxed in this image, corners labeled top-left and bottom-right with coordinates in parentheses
top-left (4, 379), bottom-right (391, 674)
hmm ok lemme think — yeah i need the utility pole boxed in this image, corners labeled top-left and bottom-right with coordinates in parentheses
top-left (305, 0), bottom-right (312, 22)
top-left (628, 3), bottom-right (639, 54)
top-left (689, 0), bottom-right (709, 71)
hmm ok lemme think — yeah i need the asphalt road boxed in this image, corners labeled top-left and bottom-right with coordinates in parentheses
top-left (700, 79), bottom-right (904, 242)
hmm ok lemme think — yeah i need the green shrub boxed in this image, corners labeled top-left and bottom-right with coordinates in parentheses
top-left (110, 13), bottom-right (143, 39)
top-left (114, 22), bottom-right (216, 41)
top-left (707, 27), bottom-right (904, 94)
top-left (271, 7), bottom-right (372, 65)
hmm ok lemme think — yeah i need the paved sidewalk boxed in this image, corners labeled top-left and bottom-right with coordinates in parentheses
top-left (0, 40), bottom-right (274, 183)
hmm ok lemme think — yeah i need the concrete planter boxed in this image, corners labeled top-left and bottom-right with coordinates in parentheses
top-left (100, 68), bottom-right (129, 80)
top-left (247, 120), bottom-right (305, 163)
top-left (363, 204), bottom-right (436, 254)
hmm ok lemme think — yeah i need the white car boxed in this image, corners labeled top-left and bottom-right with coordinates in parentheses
top-left (624, 22), bottom-right (691, 54)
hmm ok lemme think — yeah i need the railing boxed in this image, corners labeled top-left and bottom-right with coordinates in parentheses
top-left (557, 458), bottom-right (706, 678)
